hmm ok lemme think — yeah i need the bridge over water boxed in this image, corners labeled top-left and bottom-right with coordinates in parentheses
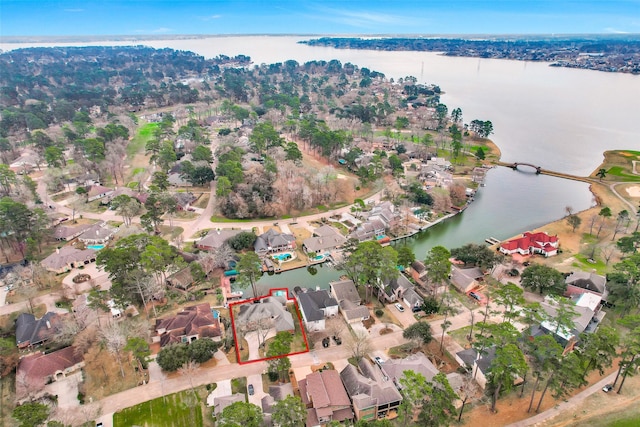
top-left (496, 161), bottom-right (593, 183)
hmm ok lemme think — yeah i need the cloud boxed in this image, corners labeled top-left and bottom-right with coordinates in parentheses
top-left (603, 27), bottom-right (630, 34)
top-left (63, 8), bottom-right (84, 13)
top-left (307, 5), bottom-right (416, 29)
top-left (200, 14), bottom-right (222, 21)
top-left (132, 27), bottom-right (174, 34)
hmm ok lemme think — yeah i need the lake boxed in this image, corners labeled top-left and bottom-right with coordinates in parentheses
top-left (3, 36), bottom-right (639, 290)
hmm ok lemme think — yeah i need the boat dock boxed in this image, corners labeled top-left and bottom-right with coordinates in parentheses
top-left (485, 237), bottom-right (501, 245)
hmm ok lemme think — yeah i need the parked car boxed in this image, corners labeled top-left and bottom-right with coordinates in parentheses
top-left (332, 335), bottom-right (342, 345)
top-left (248, 384), bottom-right (254, 395)
top-left (322, 337), bottom-right (330, 348)
top-left (469, 291), bottom-right (481, 301)
top-left (412, 305), bottom-right (422, 313)
top-left (374, 356), bottom-right (384, 366)
top-left (394, 303), bottom-right (405, 312)
top-left (602, 384), bottom-right (614, 393)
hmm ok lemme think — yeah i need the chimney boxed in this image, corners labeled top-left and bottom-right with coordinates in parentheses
top-left (46, 321), bottom-right (51, 329)
top-left (56, 248), bottom-right (60, 254)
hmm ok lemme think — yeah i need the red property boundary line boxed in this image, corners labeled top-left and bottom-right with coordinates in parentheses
top-left (229, 288), bottom-right (310, 365)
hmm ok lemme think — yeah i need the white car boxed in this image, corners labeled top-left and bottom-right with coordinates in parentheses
top-left (374, 356), bottom-right (384, 366)
top-left (394, 303), bottom-right (405, 312)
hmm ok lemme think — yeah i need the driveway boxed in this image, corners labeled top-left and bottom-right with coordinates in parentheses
top-left (246, 373), bottom-right (267, 407)
top-left (206, 379), bottom-right (232, 406)
top-left (245, 329), bottom-right (276, 361)
top-left (0, 287), bottom-right (7, 306)
top-left (45, 372), bottom-right (81, 408)
top-left (62, 262), bottom-right (112, 294)
top-left (387, 302), bottom-right (417, 328)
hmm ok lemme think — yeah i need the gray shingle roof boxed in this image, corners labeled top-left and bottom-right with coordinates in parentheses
top-left (297, 290), bottom-right (338, 322)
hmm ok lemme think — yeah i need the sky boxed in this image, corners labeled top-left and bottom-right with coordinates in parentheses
top-left (1, 0), bottom-right (639, 37)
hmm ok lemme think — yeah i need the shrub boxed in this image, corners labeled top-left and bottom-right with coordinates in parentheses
top-left (375, 309), bottom-right (384, 317)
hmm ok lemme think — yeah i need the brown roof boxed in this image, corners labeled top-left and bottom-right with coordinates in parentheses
top-left (41, 247), bottom-right (95, 271)
top-left (305, 370), bottom-right (351, 409)
top-left (155, 303), bottom-right (221, 346)
top-left (17, 347), bottom-right (83, 394)
top-left (53, 223), bottom-right (93, 240)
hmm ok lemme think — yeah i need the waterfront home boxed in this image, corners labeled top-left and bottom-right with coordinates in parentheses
top-left (302, 225), bottom-right (347, 254)
top-left (350, 219), bottom-right (386, 242)
top-left (450, 265), bottom-right (484, 294)
top-left (340, 358), bottom-right (403, 421)
top-left (235, 296), bottom-right (295, 333)
top-left (564, 271), bottom-right (607, 300)
top-left (499, 231), bottom-right (559, 257)
top-left (41, 247), bottom-right (96, 274)
top-left (299, 369), bottom-right (354, 426)
top-left (254, 228), bottom-right (296, 256)
top-left (376, 274), bottom-right (424, 310)
top-left (330, 279), bottom-right (370, 324)
top-left (154, 303), bottom-right (222, 347)
top-left (295, 288), bottom-right (339, 332)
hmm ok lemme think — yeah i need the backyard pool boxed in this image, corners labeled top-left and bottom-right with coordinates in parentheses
top-left (87, 244), bottom-right (105, 251)
top-left (272, 252), bottom-right (294, 262)
top-left (313, 253), bottom-right (331, 261)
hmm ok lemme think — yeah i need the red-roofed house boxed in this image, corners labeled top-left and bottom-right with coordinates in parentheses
top-left (298, 369), bottom-right (354, 426)
top-left (154, 303), bottom-right (222, 347)
top-left (499, 231), bottom-right (559, 258)
top-left (16, 347), bottom-right (84, 400)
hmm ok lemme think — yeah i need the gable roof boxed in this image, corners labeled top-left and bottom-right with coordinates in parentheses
top-left (302, 369), bottom-right (352, 410)
top-left (297, 289), bottom-right (338, 322)
top-left (303, 226), bottom-right (347, 253)
top-left (330, 279), bottom-right (361, 304)
top-left (87, 184), bottom-right (113, 197)
top-left (53, 223), bottom-right (93, 240)
top-left (16, 312), bottom-right (63, 347)
top-left (565, 271), bottom-right (606, 294)
top-left (255, 228), bottom-right (296, 253)
top-left (403, 288), bottom-right (424, 306)
top-left (450, 266), bottom-right (484, 292)
top-left (339, 300), bottom-right (371, 321)
top-left (380, 351), bottom-right (439, 383)
top-left (411, 260), bottom-right (426, 274)
top-left (501, 231), bottom-right (559, 253)
top-left (236, 299), bottom-right (295, 332)
top-left (213, 393), bottom-right (246, 416)
top-left (77, 222), bottom-right (116, 241)
top-left (17, 346), bottom-right (83, 394)
top-left (340, 360), bottom-right (403, 409)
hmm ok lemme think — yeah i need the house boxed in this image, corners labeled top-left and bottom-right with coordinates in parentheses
top-left (564, 271), bottom-right (607, 299)
top-left (303, 225), bottom-right (347, 254)
top-left (154, 303), bottom-right (222, 347)
top-left (86, 185), bottom-right (114, 202)
top-left (450, 265), bottom-right (484, 294)
top-left (295, 288), bottom-right (339, 332)
top-left (166, 267), bottom-right (195, 290)
top-left (41, 247), bottom-right (96, 274)
top-left (173, 192), bottom-right (197, 211)
top-left (330, 279), bottom-right (370, 324)
top-left (196, 229), bottom-right (244, 251)
top-left (53, 223), bottom-right (93, 241)
top-left (9, 149), bottom-right (40, 174)
top-left (410, 260), bottom-right (428, 281)
top-left (15, 312), bottom-right (63, 349)
top-left (254, 229), bottom-right (296, 256)
top-left (16, 346), bottom-right (84, 399)
top-left (381, 351), bottom-right (440, 385)
top-left (350, 219), bottom-right (386, 242)
top-left (77, 222), bottom-right (117, 245)
top-left (299, 369), bottom-right (354, 426)
top-left (340, 359), bottom-right (403, 421)
top-left (213, 394), bottom-right (246, 416)
top-left (499, 231), bottom-right (559, 258)
top-left (377, 274), bottom-right (419, 306)
top-left (235, 296), bottom-right (296, 333)
top-left (456, 347), bottom-right (498, 389)
top-left (261, 383), bottom-right (294, 415)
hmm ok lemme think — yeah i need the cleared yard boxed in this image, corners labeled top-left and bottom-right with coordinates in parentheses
top-left (114, 388), bottom-right (208, 427)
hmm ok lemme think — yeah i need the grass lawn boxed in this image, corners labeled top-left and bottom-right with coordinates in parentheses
top-left (127, 122), bottom-right (158, 158)
top-left (113, 388), bottom-right (206, 427)
top-left (573, 254), bottom-right (608, 275)
top-left (230, 377), bottom-right (247, 395)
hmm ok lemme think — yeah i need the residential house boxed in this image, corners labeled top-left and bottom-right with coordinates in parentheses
top-left (77, 222), bottom-right (117, 245)
top-left (235, 296), bottom-right (296, 333)
top-left (196, 229), bottom-right (244, 251)
top-left (367, 202), bottom-right (399, 230)
top-left (456, 347), bottom-right (498, 389)
top-left (16, 312), bottom-right (63, 349)
top-left (86, 185), bottom-right (114, 202)
top-left (350, 219), bottom-right (386, 242)
top-left (564, 271), bottom-right (607, 300)
top-left (16, 346), bottom-right (84, 400)
top-left (295, 288), bottom-right (339, 332)
top-left (299, 369), bottom-right (354, 426)
top-left (450, 265), bottom-right (484, 294)
top-left (154, 303), bottom-right (222, 347)
top-left (53, 223), bottom-right (93, 241)
top-left (381, 352), bottom-right (439, 385)
top-left (410, 260), bottom-right (428, 281)
top-left (41, 247), bottom-right (96, 274)
top-left (330, 279), bottom-right (370, 324)
top-left (9, 149), bottom-right (40, 174)
top-left (213, 394), bottom-right (246, 416)
top-left (254, 229), bottom-right (296, 256)
top-left (261, 383), bottom-right (294, 417)
top-left (376, 274), bottom-right (424, 310)
top-left (174, 192), bottom-right (197, 211)
top-left (165, 267), bottom-right (195, 290)
top-left (303, 225), bottom-right (347, 254)
top-left (499, 231), bottom-right (559, 258)
top-left (340, 359), bottom-right (403, 421)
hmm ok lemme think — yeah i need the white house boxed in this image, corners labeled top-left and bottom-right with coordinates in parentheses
top-left (295, 288), bottom-right (339, 331)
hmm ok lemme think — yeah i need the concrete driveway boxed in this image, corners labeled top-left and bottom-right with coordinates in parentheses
top-left (245, 329), bottom-right (276, 361)
top-left (386, 302), bottom-right (417, 328)
top-left (44, 372), bottom-right (81, 408)
top-left (246, 373), bottom-right (266, 407)
top-left (206, 379), bottom-right (232, 406)
top-left (0, 287), bottom-right (7, 306)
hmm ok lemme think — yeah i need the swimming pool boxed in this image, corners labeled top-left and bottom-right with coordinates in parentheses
top-left (272, 252), bottom-right (294, 261)
top-left (87, 244), bottom-right (105, 251)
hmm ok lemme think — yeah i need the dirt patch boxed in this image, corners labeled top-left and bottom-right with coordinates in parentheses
top-left (624, 185), bottom-right (640, 197)
top-left (82, 345), bottom-right (142, 400)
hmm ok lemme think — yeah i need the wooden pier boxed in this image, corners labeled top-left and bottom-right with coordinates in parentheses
top-left (485, 237), bottom-right (501, 245)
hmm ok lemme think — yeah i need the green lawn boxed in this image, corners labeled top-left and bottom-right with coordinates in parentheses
top-left (127, 122), bottom-right (158, 158)
top-left (113, 389), bottom-right (204, 427)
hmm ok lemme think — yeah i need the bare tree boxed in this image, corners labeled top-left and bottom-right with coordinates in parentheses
top-left (348, 330), bottom-right (371, 363)
top-left (54, 315), bottom-right (82, 346)
top-left (178, 360), bottom-right (200, 398)
top-left (99, 322), bottom-right (127, 378)
top-left (457, 372), bottom-right (479, 422)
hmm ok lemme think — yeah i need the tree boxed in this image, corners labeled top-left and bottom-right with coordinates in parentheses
top-left (249, 122), bottom-right (283, 154)
top-left (99, 322), bottom-right (127, 378)
top-left (486, 343), bottom-right (528, 412)
top-left (450, 243), bottom-right (501, 270)
top-left (226, 231), bottom-right (257, 251)
top-left (492, 282), bottom-right (525, 322)
top-left (348, 330), bottom-right (371, 363)
top-left (271, 395), bottom-right (306, 427)
top-left (424, 246), bottom-right (451, 298)
top-left (12, 402), bottom-right (50, 427)
top-left (576, 326), bottom-right (619, 377)
top-left (403, 321), bottom-right (433, 348)
top-left (596, 168), bottom-right (607, 181)
top-left (343, 241), bottom-right (398, 304)
top-left (188, 338), bottom-right (221, 363)
top-left (566, 214), bottom-right (582, 232)
top-left (396, 245), bottom-right (415, 268)
top-left (236, 252), bottom-right (262, 298)
top-left (475, 146), bottom-right (486, 160)
top-left (597, 206), bottom-right (612, 237)
top-left (525, 334), bottom-right (564, 413)
top-left (124, 337), bottom-right (150, 369)
top-left (178, 361), bottom-right (200, 398)
top-left (217, 401), bottom-right (262, 427)
top-left (520, 264), bottom-right (566, 295)
top-left (156, 343), bottom-right (190, 372)
top-left (111, 194), bottom-right (143, 227)
top-left (192, 145), bottom-right (214, 163)
top-left (417, 373), bottom-right (457, 427)
top-left (607, 253), bottom-right (640, 315)
top-left (151, 171), bottom-right (170, 191)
